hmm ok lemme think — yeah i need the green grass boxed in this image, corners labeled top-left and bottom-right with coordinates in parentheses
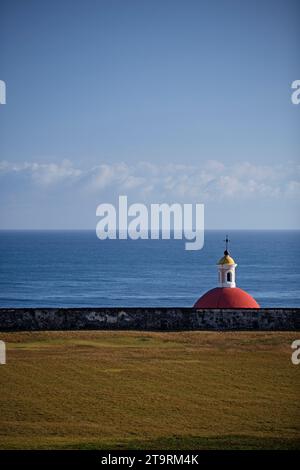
top-left (0, 331), bottom-right (299, 450)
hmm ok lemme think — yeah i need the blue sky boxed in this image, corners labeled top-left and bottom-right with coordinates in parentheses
top-left (0, 0), bottom-right (299, 229)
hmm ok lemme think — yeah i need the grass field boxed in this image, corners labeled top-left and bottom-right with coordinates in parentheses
top-left (0, 330), bottom-right (299, 450)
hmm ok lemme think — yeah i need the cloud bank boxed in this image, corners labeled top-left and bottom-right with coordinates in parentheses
top-left (0, 159), bottom-right (299, 202)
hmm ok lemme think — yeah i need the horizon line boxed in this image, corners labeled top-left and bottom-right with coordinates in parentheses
top-left (0, 228), bottom-right (299, 232)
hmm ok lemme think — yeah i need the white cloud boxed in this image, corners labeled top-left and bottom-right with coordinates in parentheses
top-left (31, 161), bottom-right (82, 186)
top-left (0, 160), bottom-right (82, 186)
top-left (0, 159), bottom-right (299, 201)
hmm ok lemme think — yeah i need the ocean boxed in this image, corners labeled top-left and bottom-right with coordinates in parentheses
top-left (0, 230), bottom-right (299, 308)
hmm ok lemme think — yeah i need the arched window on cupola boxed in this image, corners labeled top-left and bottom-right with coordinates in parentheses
top-left (227, 271), bottom-right (232, 282)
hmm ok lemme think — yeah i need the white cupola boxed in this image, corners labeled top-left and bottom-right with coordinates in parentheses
top-left (217, 236), bottom-right (237, 288)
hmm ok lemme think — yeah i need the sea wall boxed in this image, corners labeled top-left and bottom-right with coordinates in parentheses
top-left (0, 308), bottom-right (299, 331)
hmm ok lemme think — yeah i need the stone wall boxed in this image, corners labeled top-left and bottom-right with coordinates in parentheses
top-left (0, 308), bottom-right (299, 331)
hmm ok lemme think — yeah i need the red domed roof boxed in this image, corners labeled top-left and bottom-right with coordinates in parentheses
top-left (194, 287), bottom-right (260, 309)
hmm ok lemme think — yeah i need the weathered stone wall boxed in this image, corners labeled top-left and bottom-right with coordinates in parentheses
top-left (0, 308), bottom-right (299, 331)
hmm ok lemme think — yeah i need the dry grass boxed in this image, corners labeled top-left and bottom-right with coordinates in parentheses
top-left (0, 330), bottom-right (299, 449)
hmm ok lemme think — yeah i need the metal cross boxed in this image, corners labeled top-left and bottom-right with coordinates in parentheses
top-left (223, 235), bottom-right (230, 251)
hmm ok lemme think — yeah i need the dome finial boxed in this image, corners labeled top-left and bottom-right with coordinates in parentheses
top-left (223, 234), bottom-right (230, 255)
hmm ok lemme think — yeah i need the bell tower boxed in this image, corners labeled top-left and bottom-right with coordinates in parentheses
top-left (217, 235), bottom-right (237, 288)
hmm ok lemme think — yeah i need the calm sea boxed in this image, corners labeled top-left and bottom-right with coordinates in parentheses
top-left (0, 230), bottom-right (299, 308)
